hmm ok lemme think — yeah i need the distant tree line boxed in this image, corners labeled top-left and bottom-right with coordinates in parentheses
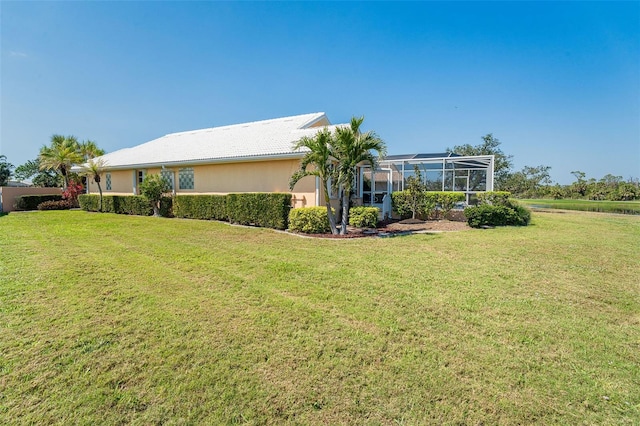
top-left (449, 134), bottom-right (639, 201)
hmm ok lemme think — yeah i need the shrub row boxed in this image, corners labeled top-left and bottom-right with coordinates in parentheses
top-left (173, 195), bottom-right (227, 220)
top-left (79, 193), bottom-right (292, 230)
top-left (78, 194), bottom-right (172, 217)
top-left (226, 193), bottom-right (291, 230)
top-left (14, 194), bottom-right (63, 211)
top-left (289, 206), bottom-right (380, 234)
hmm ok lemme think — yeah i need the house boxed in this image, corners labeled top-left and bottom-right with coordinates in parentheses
top-left (85, 113), bottom-right (336, 209)
top-left (83, 112), bottom-right (494, 216)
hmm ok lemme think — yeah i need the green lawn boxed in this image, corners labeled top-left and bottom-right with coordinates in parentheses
top-left (519, 198), bottom-right (640, 215)
top-left (1, 210), bottom-right (639, 425)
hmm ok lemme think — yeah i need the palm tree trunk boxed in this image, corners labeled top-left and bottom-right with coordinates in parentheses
top-left (322, 186), bottom-right (339, 235)
top-left (325, 202), bottom-right (338, 235)
top-left (340, 190), bottom-right (350, 235)
top-left (97, 182), bottom-right (103, 212)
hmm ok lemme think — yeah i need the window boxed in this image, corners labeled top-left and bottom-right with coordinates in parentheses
top-left (178, 168), bottom-right (194, 190)
top-left (137, 170), bottom-right (145, 185)
top-left (161, 170), bottom-right (174, 190)
top-left (105, 173), bottom-right (112, 191)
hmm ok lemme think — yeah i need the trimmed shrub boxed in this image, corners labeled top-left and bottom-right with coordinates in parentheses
top-left (78, 194), bottom-right (99, 211)
top-left (289, 207), bottom-right (332, 234)
top-left (226, 193), bottom-right (291, 230)
top-left (14, 194), bottom-right (63, 211)
top-left (349, 206), bottom-right (379, 228)
top-left (464, 202), bottom-right (531, 228)
top-left (111, 195), bottom-right (152, 215)
top-left (37, 200), bottom-right (71, 210)
top-left (173, 195), bottom-right (227, 220)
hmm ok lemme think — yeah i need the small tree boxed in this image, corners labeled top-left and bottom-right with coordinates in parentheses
top-left (448, 134), bottom-right (513, 190)
top-left (290, 128), bottom-right (340, 235)
top-left (332, 116), bottom-right (386, 234)
top-left (140, 173), bottom-right (170, 217)
top-left (14, 159), bottom-right (60, 187)
top-left (81, 159), bottom-right (106, 212)
top-left (404, 166), bottom-right (427, 219)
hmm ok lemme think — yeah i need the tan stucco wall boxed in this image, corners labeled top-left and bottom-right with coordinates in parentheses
top-left (0, 186), bottom-right (63, 212)
top-left (88, 159), bottom-right (318, 208)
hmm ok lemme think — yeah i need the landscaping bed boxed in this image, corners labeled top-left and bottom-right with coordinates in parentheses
top-left (289, 216), bottom-right (470, 238)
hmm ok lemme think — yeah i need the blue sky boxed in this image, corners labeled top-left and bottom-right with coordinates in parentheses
top-left (1, 1), bottom-right (638, 184)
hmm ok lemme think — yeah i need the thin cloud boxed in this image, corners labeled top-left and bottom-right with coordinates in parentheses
top-left (9, 51), bottom-right (28, 58)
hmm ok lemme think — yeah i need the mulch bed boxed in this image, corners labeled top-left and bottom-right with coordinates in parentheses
top-left (290, 214), bottom-right (471, 239)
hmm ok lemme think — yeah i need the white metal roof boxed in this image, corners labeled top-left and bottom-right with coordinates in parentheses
top-left (90, 112), bottom-right (339, 170)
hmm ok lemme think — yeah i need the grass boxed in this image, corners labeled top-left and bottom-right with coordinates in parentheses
top-left (1, 210), bottom-right (639, 425)
top-left (519, 198), bottom-right (640, 215)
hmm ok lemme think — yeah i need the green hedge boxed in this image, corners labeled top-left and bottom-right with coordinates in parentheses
top-left (78, 194), bottom-right (172, 217)
top-left (289, 207), bottom-right (332, 234)
top-left (464, 202), bottom-right (531, 228)
top-left (226, 193), bottom-right (291, 230)
top-left (349, 206), bottom-right (379, 228)
top-left (173, 195), bottom-right (227, 220)
top-left (79, 193), bottom-right (292, 230)
top-left (14, 194), bottom-right (63, 211)
top-left (78, 194), bottom-right (100, 211)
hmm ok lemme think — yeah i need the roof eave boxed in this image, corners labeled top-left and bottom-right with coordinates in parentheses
top-left (98, 151), bottom-right (307, 171)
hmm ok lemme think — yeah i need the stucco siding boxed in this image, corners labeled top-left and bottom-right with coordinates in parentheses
top-left (88, 169), bottom-right (134, 195)
top-left (90, 158), bottom-right (318, 208)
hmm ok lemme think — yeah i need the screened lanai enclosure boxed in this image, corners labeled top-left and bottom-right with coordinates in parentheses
top-left (359, 153), bottom-right (495, 218)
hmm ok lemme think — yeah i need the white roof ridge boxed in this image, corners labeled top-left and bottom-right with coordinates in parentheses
top-left (163, 112), bottom-right (326, 138)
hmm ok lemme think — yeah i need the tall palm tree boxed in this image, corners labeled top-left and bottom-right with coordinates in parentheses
top-left (81, 159), bottom-right (106, 212)
top-left (333, 116), bottom-right (386, 235)
top-left (289, 127), bottom-right (340, 235)
top-left (38, 135), bottom-right (83, 188)
top-left (78, 140), bottom-right (105, 161)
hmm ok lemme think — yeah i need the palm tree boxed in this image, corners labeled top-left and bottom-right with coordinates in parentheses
top-left (81, 159), bottom-right (106, 212)
top-left (78, 140), bottom-right (105, 161)
top-left (333, 116), bottom-right (386, 235)
top-left (38, 135), bottom-right (83, 188)
top-left (289, 127), bottom-right (340, 235)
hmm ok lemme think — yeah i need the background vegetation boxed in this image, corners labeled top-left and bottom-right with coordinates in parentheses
top-left (448, 135), bottom-right (639, 201)
top-left (1, 210), bottom-right (638, 424)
